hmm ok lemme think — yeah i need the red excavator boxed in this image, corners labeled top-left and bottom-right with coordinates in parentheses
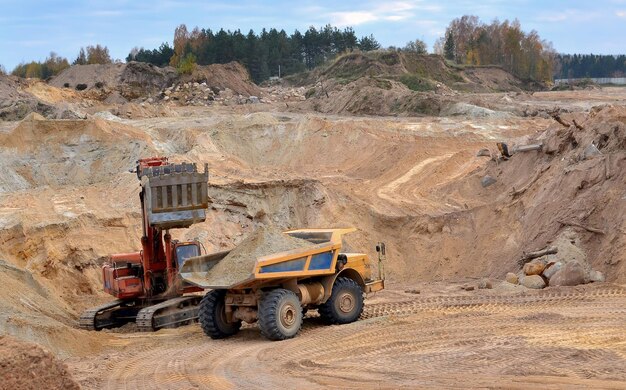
top-left (80, 157), bottom-right (209, 331)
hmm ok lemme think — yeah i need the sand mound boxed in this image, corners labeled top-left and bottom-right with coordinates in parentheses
top-left (461, 66), bottom-right (524, 92)
top-left (297, 52), bottom-right (530, 117)
top-left (202, 226), bottom-right (313, 287)
top-left (49, 63), bottom-right (125, 91)
top-left (111, 102), bottom-right (177, 119)
top-left (0, 335), bottom-right (80, 390)
top-left (49, 62), bottom-right (176, 101)
top-left (25, 81), bottom-right (82, 104)
top-left (50, 61), bottom-right (260, 102)
top-left (187, 62), bottom-right (261, 97)
top-left (307, 77), bottom-right (447, 116)
top-left (0, 116), bottom-right (155, 191)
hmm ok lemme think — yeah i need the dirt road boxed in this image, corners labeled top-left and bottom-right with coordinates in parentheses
top-left (66, 282), bottom-right (626, 389)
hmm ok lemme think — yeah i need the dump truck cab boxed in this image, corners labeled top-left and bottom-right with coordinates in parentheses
top-left (181, 228), bottom-right (385, 341)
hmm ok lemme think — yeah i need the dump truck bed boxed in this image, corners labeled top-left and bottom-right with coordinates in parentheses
top-left (180, 228), bottom-right (354, 289)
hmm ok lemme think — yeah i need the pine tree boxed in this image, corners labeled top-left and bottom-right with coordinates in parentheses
top-left (74, 48), bottom-right (87, 65)
top-left (444, 32), bottom-right (455, 61)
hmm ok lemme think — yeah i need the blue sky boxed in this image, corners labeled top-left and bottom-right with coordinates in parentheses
top-left (1, 0), bottom-right (625, 70)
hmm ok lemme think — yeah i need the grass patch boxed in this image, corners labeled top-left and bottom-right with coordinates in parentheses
top-left (400, 74), bottom-right (435, 92)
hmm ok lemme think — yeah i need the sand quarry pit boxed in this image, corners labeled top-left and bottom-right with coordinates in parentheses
top-left (0, 86), bottom-right (625, 389)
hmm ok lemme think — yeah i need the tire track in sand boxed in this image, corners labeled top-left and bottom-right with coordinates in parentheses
top-left (86, 285), bottom-right (626, 389)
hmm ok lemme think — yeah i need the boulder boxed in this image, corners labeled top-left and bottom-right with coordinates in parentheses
top-left (505, 272), bottom-right (519, 285)
top-left (521, 275), bottom-right (546, 289)
top-left (549, 261), bottom-right (587, 286)
top-left (581, 143), bottom-right (601, 160)
top-left (481, 175), bottom-right (496, 187)
top-left (524, 261), bottom-right (545, 276)
top-left (542, 262), bottom-right (562, 279)
top-left (476, 148), bottom-right (491, 157)
top-left (589, 270), bottom-right (606, 283)
top-left (478, 279), bottom-right (493, 289)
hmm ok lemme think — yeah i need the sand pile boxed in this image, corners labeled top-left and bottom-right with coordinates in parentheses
top-left (186, 62), bottom-right (261, 97)
top-left (110, 102), bottom-right (176, 119)
top-left (202, 226), bottom-right (313, 287)
top-left (49, 62), bottom-right (176, 102)
top-left (0, 335), bottom-right (80, 390)
top-left (306, 76), bottom-right (447, 116)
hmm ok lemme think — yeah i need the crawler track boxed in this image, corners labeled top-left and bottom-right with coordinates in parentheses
top-left (136, 296), bottom-right (202, 332)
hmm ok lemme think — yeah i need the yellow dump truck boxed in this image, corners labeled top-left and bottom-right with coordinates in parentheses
top-left (180, 228), bottom-right (384, 340)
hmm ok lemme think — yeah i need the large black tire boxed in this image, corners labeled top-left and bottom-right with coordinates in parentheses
top-left (319, 277), bottom-right (364, 325)
top-left (198, 290), bottom-right (241, 339)
top-left (258, 289), bottom-right (303, 341)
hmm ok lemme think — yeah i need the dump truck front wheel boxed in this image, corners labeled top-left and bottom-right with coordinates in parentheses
top-left (258, 289), bottom-right (303, 341)
top-left (198, 289), bottom-right (241, 339)
top-left (319, 277), bottom-right (364, 324)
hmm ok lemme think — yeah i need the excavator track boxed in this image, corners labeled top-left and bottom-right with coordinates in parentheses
top-left (79, 300), bottom-right (133, 331)
top-left (136, 296), bottom-right (202, 332)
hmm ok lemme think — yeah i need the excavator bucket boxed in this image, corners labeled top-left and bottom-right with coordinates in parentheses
top-left (140, 162), bottom-right (209, 229)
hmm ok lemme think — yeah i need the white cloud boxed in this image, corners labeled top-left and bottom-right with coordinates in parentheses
top-left (327, 1), bottom-right (437, 26)
top-left (617, 10), bottom-right (626, 17)
top-left (330, 11), bottom-right (378, 26)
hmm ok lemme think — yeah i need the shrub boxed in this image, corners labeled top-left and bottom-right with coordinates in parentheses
top-left (63, 83), bottom-right (70, 88)
top-left (177, 53), bottom-right (196, 75)
top-left (75, 84), bottom-right (88, 91)
top-left (400, 74), bottom-right (435, 92)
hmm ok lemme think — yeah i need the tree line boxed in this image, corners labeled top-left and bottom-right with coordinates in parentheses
top-left (555, 54), bottom-right (626, 79)
top-left (6, 17), bottom-right (626, 84)
top-left (10, 45), bottom-right (113, 79)
top-left (127, 24), bottom-right (381, 82)
top-left (434, 16), bottom-right (556, 82)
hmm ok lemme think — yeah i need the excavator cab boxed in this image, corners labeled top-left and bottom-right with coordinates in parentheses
top-left (172, 241), bottom-right (201, 269)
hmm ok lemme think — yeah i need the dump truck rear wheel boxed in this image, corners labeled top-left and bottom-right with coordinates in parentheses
top-left (319, 277), bottom-right (364, 324)
top-left (198, 290), bottom-right (241, 339)
top-left (258, 289), bottom-right (303, 341)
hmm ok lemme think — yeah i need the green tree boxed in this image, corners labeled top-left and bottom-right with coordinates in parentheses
top-left (404, 39), bottom-right (428, 55)
top-left (74, 47), bottom-right (87, 65)
top-left (86, 45), bottom-right (112, 64)
top-left (444, 32), bottom-right (455, 61)
top-left (358, 34), bottom-right (380, 51)
top-left (11, 52), bottom-right (69, 79)
top-left (129, 24), bottom-right (382, 82)
top-left (177, 52), bottom-right (196, 75)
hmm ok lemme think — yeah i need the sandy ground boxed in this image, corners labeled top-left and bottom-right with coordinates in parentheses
top-left (1, 87), bottom-right (625, 389)
top-left (65, 282), bottom-right (626, 389)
